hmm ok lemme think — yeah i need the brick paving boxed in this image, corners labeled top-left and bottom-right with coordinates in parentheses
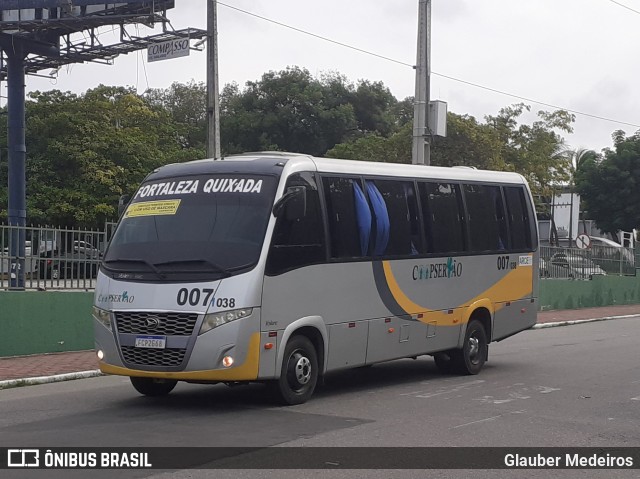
top-left (1, 305), bottom-right (639, 382)
top-left (0, 350), bottom-right (98, 382)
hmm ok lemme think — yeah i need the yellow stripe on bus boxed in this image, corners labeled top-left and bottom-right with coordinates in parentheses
top-left (382, 260), bottom-right (533, 326)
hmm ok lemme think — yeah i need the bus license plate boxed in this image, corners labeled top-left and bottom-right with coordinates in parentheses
top-left (135, 335), bottom-right (166, 349)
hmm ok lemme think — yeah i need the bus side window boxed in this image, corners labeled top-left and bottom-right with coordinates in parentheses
top-left (504, 186), bottom-right (532, 250)
top-left (368, 180), bottom-right (421, 256)
top-left (419, 182), bottom-right (466, 254)
top-left (463, 184), bottom-right (507, 252)
top-left (323, 176), bottom-right (369, 259)
top-left (266, 172), bottom-right (326, 275)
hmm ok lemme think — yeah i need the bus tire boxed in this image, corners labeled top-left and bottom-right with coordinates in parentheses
top-left (272, 335), bottom-right (318, 405)
top-left (130, 377), bottom-right (177, 397)
top-left (455, 320), bottom-right (488, 375)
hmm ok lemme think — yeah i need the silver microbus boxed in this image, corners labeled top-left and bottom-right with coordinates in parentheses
top-left (94, 152), bottom-right (539, 404)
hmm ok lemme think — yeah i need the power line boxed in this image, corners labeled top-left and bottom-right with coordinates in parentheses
top-left (608, 0), bottom-right (640, 15)
top-left (217, 1), bottom-right (640, 129)
top-left (216, 1), bottom-right (413, 68)
top-left (433, 72), bottom-right (640, 129)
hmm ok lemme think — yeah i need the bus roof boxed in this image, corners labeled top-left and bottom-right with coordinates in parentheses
top-left (151, 152), bottom-right (527, 185)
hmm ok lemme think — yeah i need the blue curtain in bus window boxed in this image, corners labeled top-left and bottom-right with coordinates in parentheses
top-left (365, 181), bottom-right (390, 256)
top-left (353, 182), bottom-right (372, 256)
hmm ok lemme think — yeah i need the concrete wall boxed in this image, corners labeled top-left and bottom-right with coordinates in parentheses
top-left (0, 291), bottom-right (94, 357)
top-left (1, 273), bottom-right (639, 357)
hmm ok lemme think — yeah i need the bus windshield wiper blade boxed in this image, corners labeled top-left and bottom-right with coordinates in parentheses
top-left (153, 259), bottom-right (232, 276)
top-left (104, 258), bottom-right (166, 278)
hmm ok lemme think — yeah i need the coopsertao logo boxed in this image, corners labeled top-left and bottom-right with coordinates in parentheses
top-left (412, 257), bottom-right (463, 281)
top-left (97, 291), bottom-right (135, 304)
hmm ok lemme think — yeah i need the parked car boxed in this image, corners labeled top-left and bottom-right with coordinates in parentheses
top-left (549, 252), bottom-right (606, 279)
top-left (39, 252), bottom-right (99, 279)
top-left (589, 236), bottom-right (635, 264)
top-left (73, 240), bottom-right (102, 258)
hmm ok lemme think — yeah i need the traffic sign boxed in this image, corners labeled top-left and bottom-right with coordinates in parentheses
top-left (576, 234), bottom-right (591, 249)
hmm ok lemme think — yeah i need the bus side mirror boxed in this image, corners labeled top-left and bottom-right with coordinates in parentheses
top-left (273, 186), bottom-right (307, 220)
top-left (118, 194), bottom-right (131, 217)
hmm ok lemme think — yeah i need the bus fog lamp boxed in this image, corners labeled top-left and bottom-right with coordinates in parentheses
top-left (97, 350), bottom-right (104, 360)
top-left (92, 306), bottom-right (112, 331)
top-left (199, 308), bottom-right (253, 335)
top-left (222, 356), bottom-right (234, 368)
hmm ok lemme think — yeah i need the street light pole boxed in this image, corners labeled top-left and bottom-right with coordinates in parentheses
top-left (206, 0), bottom-right (221, 159)
top-left (412, 0), bottom-right (431, 165)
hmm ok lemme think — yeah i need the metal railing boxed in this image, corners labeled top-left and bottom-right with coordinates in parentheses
top-left (0, 224), bottom-right (107, 291)
top-left (540, 245), bottom-right (636, 279)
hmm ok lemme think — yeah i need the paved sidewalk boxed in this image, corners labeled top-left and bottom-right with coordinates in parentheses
top-left (1, 304), bottom-right (640, 384)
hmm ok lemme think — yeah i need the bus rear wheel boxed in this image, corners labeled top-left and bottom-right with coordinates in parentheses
top-left (130, 377), bottom-right (177, 396)
top-left (272, 336), bottom-right (318, 405)
top-left (456, 320), bottom-right (488, 375)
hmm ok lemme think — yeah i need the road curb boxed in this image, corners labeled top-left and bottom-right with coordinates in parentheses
top-left (532, 313), bottom-right (640, 329)
top-left (0, 370), bottom-right (103, 390)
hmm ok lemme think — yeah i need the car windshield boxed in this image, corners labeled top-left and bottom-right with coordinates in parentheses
top-left (104, 174), bottom-right (278, 280)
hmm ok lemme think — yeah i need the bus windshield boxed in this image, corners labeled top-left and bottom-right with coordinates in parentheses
top-left (104, 174), bottom-right (278, 280)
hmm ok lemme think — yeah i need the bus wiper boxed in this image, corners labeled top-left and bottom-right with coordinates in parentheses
top-left (104, 258), bottom-right (167, 279)
top-left (153, 259), bottom-right (232, 277)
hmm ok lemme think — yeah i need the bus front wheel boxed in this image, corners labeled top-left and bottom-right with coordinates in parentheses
top-left (130, 377), bottom-right (177, 397)
top-left (272, 336), bottom-right (318, 405)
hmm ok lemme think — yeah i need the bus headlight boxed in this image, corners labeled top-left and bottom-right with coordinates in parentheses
top-left (92, 306), bottom-right (112, 331)
top-left (199, 308), bottom-right (252, 335)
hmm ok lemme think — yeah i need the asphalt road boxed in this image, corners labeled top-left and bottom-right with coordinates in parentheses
top-left (1, 318), bottom-right (639, 479)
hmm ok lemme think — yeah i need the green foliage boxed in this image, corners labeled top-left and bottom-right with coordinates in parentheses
top-left (0, 85), bottom-right (200, 228)
top-left (485, 104), bottom-right (574, 197)
top-left (575, 132), bottom-right (640, 235)
top-left (220, 67), bottom-right (359, 156)
top-left (145, 80), bottom-right (207, 150)
top-left (0, 68), bottom-right (585, 228)
top-left (326, 123), bottom-right (412, 163)
top-left (430, 113), bottom-right (505, 170)
top-left (327, 105), bottom-right (573, 199)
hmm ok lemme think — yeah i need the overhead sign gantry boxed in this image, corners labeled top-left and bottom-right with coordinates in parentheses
top-left (0, 1), bottom-right (206, 289)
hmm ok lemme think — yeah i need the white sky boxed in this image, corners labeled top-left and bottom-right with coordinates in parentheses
top-left (11, 0), bottom-right (640, 154)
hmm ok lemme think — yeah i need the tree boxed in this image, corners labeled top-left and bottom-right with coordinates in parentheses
top-left (326, 123), bottom-right (412, 163)
top-left (575, 131), bottom-right (640, 235)
top-left (485, 104), bottom-right (575, 197)
top-left (0, 85), bottom-right (199, 228)
top-left (327, 111), bottom-right (506, 170)
top-left (0, 70), bottom-right (583, 228)
top-left (219, 67), bottom-right (358, 156)
top-left (349, 80), bottom-right (398, 136)
top-left (430, 113), bottom-right (505, 170)
top-left (145, 80), bottom-right (207, 151)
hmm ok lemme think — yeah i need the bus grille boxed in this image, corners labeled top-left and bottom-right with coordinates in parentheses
top-left (120, 346), bottom-right (186, 367)
top-left (114, 312), bottom-right (198, 336)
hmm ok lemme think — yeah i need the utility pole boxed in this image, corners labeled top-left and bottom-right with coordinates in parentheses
top-left (412, 0), bottom-right (431, 165)
top-left (207, 0), bottom-right (221, 159)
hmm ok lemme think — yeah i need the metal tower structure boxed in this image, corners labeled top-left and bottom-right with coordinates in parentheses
top-left (0, 1), bottom-right (206, 288)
